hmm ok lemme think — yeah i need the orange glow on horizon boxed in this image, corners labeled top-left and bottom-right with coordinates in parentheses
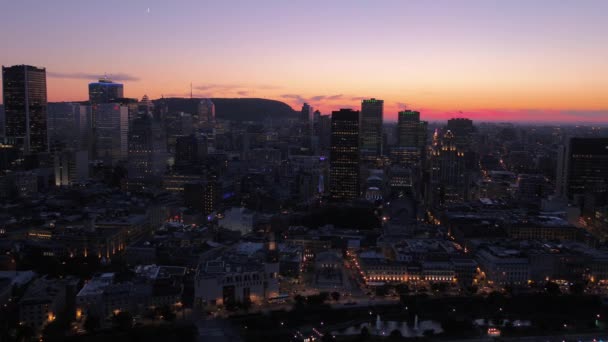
top-left (41, 76), bottom-right (608, 123)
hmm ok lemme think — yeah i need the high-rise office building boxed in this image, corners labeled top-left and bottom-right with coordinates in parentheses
top-left (555, 144), bottom-right (568, 197)
top-left (174, 134), bottom-right (203, 171)
top-left (329, 109), bottom-right (360, 201)
top-left (299, 103), bottom-right (314, 149)
top-left (138, 94), bottom-right (154, 116)
top-left (88, 78), bottom-right (124, 104)
top-left (428, 130), bottom-right (467, 206)
top-left (184, 177), bottom-right (220, 215)
top-left (360, 98), bottom-right (383, 158)
top-left (557, 138), bottom-right (608, 201)
top-left (318, 114), bottom-right (331, 152)
top-left (394, 110), bottom-right (425, 166)
top-left (0, 104), bottom-right (5, 139)
top-left (47, 102), bottom-right (92, 153)
top-left (94, 103), bottom-right (128, 165)
top-left (397, 110), bottom-right (420, 147)
top-left (54, 149), bottom-right (89, 186)
top-left (166, 112), bottom-right (194, 152)
top-left (300, 103), bottom-right (313, 124)
top-left (127, 114), bottom-right (167, 191)
top-left (197, 99), bottom-right (215, 126)
top-left (2, 65), bottom-right (48, 154)
top-left (88, 78), bottom-right (124, 159)
top-left (446, 118), bottom-right (474, 148)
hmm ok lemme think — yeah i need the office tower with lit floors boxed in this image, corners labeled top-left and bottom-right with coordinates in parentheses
top-left (2, 65), bottom-right (48, 154)
top-left (394, 109), bottom-right (425, 167)
top-left (447, 117), bottom-right (476, 169)
top-left (329, 109), bottom-right (360, 201)
top-left (359, 98), bottom-right (383, 161)
top-left (428, 129), bottom-right (467, 206)
top-left (127, 113), bottom-right (167, 191)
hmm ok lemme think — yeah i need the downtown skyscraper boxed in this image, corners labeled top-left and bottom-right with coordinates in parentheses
top-left (329, 109), bottom-right (360, 201)
top-left (94, 103), bottom-right (129, 165)
top-left (300, 103), bottom-right (313, 125)
top-left (556, 138), bottom-right (608, 203)
top-left (428, 129), bottom-right (467, 206)
top-left (359, 98), bottom-right (383, 159)
top-left (2, 65), bottom-right (48, 154)
top-left (394, 109), bottom-right (426, 167)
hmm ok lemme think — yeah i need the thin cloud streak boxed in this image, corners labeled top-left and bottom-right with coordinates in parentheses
top-left (47, 71), bottom-right (140, 82)
top-left (195, 83), bottom-right (281, 91)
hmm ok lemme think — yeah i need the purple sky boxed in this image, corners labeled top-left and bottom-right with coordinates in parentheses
top-left (1, 0), bottom-right (607, 121)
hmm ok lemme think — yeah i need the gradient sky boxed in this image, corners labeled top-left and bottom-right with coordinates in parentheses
top-left (1, 0), bottom-right (607, 122)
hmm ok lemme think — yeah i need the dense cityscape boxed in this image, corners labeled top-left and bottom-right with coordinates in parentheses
top-left (2, 2), bottom-right (608, 342)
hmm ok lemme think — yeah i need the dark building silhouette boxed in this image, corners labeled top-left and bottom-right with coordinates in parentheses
top-left (2, 65), bottom-right (48, 154)
top-left (0, 104), bottom-right (4, 138)
top-left (561, 138), bottom-right (608, 202)
top-left (360, 98), bottom-right (383, 159)
top-left (329, 109), bottom-right (360, 201)
top-left (175, 134), bottom-right (205, 172)
top-left (127, 113), bottom-right (167, 191)
top-left (447, 118), bottom-right (474, 148)
top-left (300, 103), bottom-right (313, 125)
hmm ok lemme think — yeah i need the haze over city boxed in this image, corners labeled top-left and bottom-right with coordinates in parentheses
top-left (1, 0), bottom-right (607, 122)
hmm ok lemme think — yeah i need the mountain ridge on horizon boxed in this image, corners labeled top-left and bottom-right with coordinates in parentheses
top-left (154, 97), bottom-right (298, 122)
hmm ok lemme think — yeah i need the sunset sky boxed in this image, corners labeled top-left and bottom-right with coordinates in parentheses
top-left (1, 0), bottom-right (607, 122)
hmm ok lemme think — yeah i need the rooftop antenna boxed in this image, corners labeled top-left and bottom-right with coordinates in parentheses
top-left (190, 82), bottom-right (193, 99)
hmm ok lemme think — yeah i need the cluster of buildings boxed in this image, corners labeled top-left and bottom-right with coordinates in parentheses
top-left (1, 63), bottom-right (608, 338)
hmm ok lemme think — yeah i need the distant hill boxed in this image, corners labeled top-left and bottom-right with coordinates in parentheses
top-left (152, 97), bottom-right (297, 122)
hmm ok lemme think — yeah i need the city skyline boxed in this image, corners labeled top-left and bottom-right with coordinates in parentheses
top-left (1, 1), bottom-right (607, 122)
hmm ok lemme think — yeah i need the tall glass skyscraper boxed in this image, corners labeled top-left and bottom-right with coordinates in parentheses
top-left (2, 65), bottom-right (48, 154)
top-left (360, 98), bottom-right (383, 159)
top-left (329, 109), bottom-right (360, 201)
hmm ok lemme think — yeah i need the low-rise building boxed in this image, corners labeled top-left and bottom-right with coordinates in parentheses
top-left (19, 276), bottom-right (77, 334)
top-left (194, 255), bottom-right (279, 307)
top-left (476, 246), bottom-right (529, 286)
